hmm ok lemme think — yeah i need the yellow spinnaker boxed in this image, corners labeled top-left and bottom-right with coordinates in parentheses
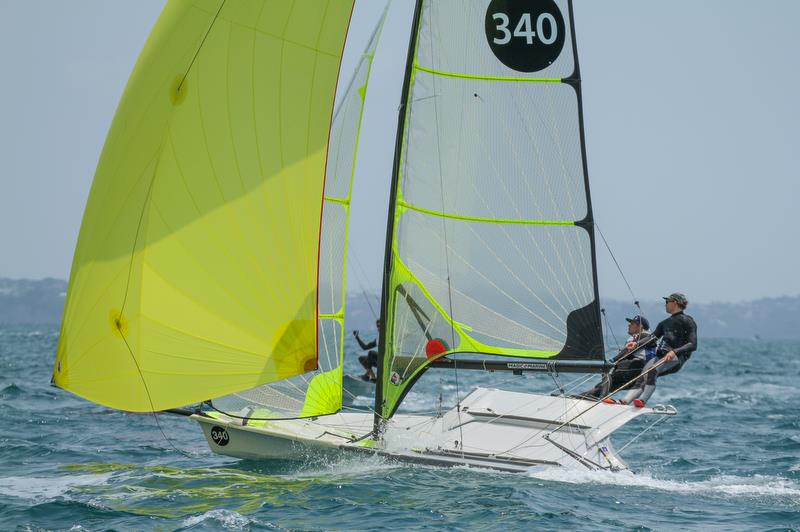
top-left (53, 0), bottom-right (354, 411)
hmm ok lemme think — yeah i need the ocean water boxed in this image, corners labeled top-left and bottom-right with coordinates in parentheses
top-left (1, 325), bottom-right (798, 531)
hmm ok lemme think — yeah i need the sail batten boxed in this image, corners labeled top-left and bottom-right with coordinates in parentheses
top-left (397, 200), bottom-right (575, 226)
top-left (414, 64), bottom-right (562, 83)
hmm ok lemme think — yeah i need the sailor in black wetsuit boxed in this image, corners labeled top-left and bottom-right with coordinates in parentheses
top-left (353, 320), bottom-right (380, 382)
top-left (622, 292), bottom-right (698, 405)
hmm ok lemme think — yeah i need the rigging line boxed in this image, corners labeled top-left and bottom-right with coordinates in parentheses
top-left (437, 375), bottom-right (444, 418)
top-left (107, 124), bottom-right (195, 459)
top-left (548, 366), bottom-right (565, 396)
top-left (219, 370), bottom-right (385, 422)
top-left (489, 345), bottom-right (660, 455)
top-left (601, 307), bottom-right (620, 352)
top-left (118, 334), bottom-right (195, 459)
top-left (427, 8), bottom-right (463, 456)
top-left (219, 375), bottom-right (383, 422)
top-left (615, 412), bottom-right (673, 455)
top-left (544, 368), bottom-right (598, 396)
top-left (407, 255), bottom-right (564, 344)
top-left (348, 247), bottom-right (380, 319)
top-left (341, 385), bottom-right (383, 419)
top-left (177, 0), bottom-right (228, 93)
top-left (544, 347), bottom-right (667, 438)
top-left (206, 400), bottom-right (386, 424)
top-left (557, 343), bottom-right (645, 399)
top-left (595, 221), bottom-right (638, 303)
top-left (399, 415), bottom-right (440, 432)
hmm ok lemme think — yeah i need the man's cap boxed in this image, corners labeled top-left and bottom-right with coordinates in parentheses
top-left (625, 315), bottom-right (650, 330)
top-left (663, 292), bottom-right (688, 306)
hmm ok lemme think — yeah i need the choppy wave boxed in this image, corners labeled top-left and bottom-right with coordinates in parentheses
top-left (3, 331), bottom-right (800, 529)
top-left (181, 509), bottom-right (254, 530)
top-left (527, 468), bottom-right (800, 500)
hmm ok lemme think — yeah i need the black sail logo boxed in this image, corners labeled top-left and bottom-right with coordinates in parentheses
top-left (210, 426), bottom-right (229, 446)
top-left (485, 0), bottom-right (566, 72)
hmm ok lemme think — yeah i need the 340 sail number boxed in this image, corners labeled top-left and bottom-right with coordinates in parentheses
top-left (484, 0), bottom-right (566, 73)
top-left (491, 12), bottom-right (558, 45)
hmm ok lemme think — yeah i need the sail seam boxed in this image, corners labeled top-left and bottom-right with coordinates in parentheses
top-left (398, 200), bottom-right (574, 226)
top-left (413, 63), bottom-right (561, 83)
top-left (323, 196), bottom-right (350, 206)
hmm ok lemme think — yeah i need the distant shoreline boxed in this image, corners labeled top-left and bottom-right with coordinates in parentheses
top-left (2, 278), bottom-right (797, 340)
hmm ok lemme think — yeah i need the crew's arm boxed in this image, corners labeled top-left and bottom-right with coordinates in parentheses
top-left (353, 332), bottom-right (371, 350)
top-left (622, 333), bottom-right (654, 357)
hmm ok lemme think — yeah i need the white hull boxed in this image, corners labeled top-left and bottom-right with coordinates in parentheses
top-left (193, 387), bottom-right (674, 472)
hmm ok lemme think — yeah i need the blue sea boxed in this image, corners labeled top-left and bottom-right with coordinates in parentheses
top-left (1, 325), bottom-right (798, 531)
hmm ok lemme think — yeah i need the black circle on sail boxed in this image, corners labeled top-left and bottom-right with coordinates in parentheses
top-left (485, 0), bottom-right (566, 73)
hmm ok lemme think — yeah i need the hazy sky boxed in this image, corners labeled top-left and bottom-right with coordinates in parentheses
top-left (2, 1), bottom-right (798, 304)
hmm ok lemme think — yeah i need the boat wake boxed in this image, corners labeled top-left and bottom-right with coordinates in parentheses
top-left (527, 467), bottom-right (800, 500)
top-left (0, 473), bottom-right (112, 501)
top-left (289, 452), bottom-right (400, 479)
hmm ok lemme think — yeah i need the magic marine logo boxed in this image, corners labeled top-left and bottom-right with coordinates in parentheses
top-left (507, 362), bottom-right (548, 370)
top-left (210, 426), bottom-right (230, 446)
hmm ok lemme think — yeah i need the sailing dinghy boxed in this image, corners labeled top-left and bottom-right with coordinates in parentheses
top-left (53, 0), bottom-right (675, 472)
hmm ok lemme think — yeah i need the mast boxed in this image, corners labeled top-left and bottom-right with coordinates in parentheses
top-left (374, 0), bottom-right (425, 436)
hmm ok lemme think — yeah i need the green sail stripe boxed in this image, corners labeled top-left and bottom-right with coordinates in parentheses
top-left (323, 196), bottom-right (350, 206)
top-left (397, 199), bottom-right (575, 226)
top-left (413, 63), bottom-right (561, 83)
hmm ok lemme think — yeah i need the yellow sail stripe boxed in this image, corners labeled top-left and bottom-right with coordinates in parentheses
top-left (414, 63), bottom-right (562, 83)
top-left (397, 199), bottom-right (575, 226)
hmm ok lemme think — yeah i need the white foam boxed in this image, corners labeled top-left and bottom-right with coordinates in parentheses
top-left (656, 382), bottom-right (800, 403)
top-left (350, 395), bottom-right (373, 407)
top-left (526, 468), bottom-right (800, 500)
top-left (0, 473), bottom-right (112, 501)
top-left (292, 452), bottom-right (399, 479)
top-left (181, 509), bottom-right (251, 529)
